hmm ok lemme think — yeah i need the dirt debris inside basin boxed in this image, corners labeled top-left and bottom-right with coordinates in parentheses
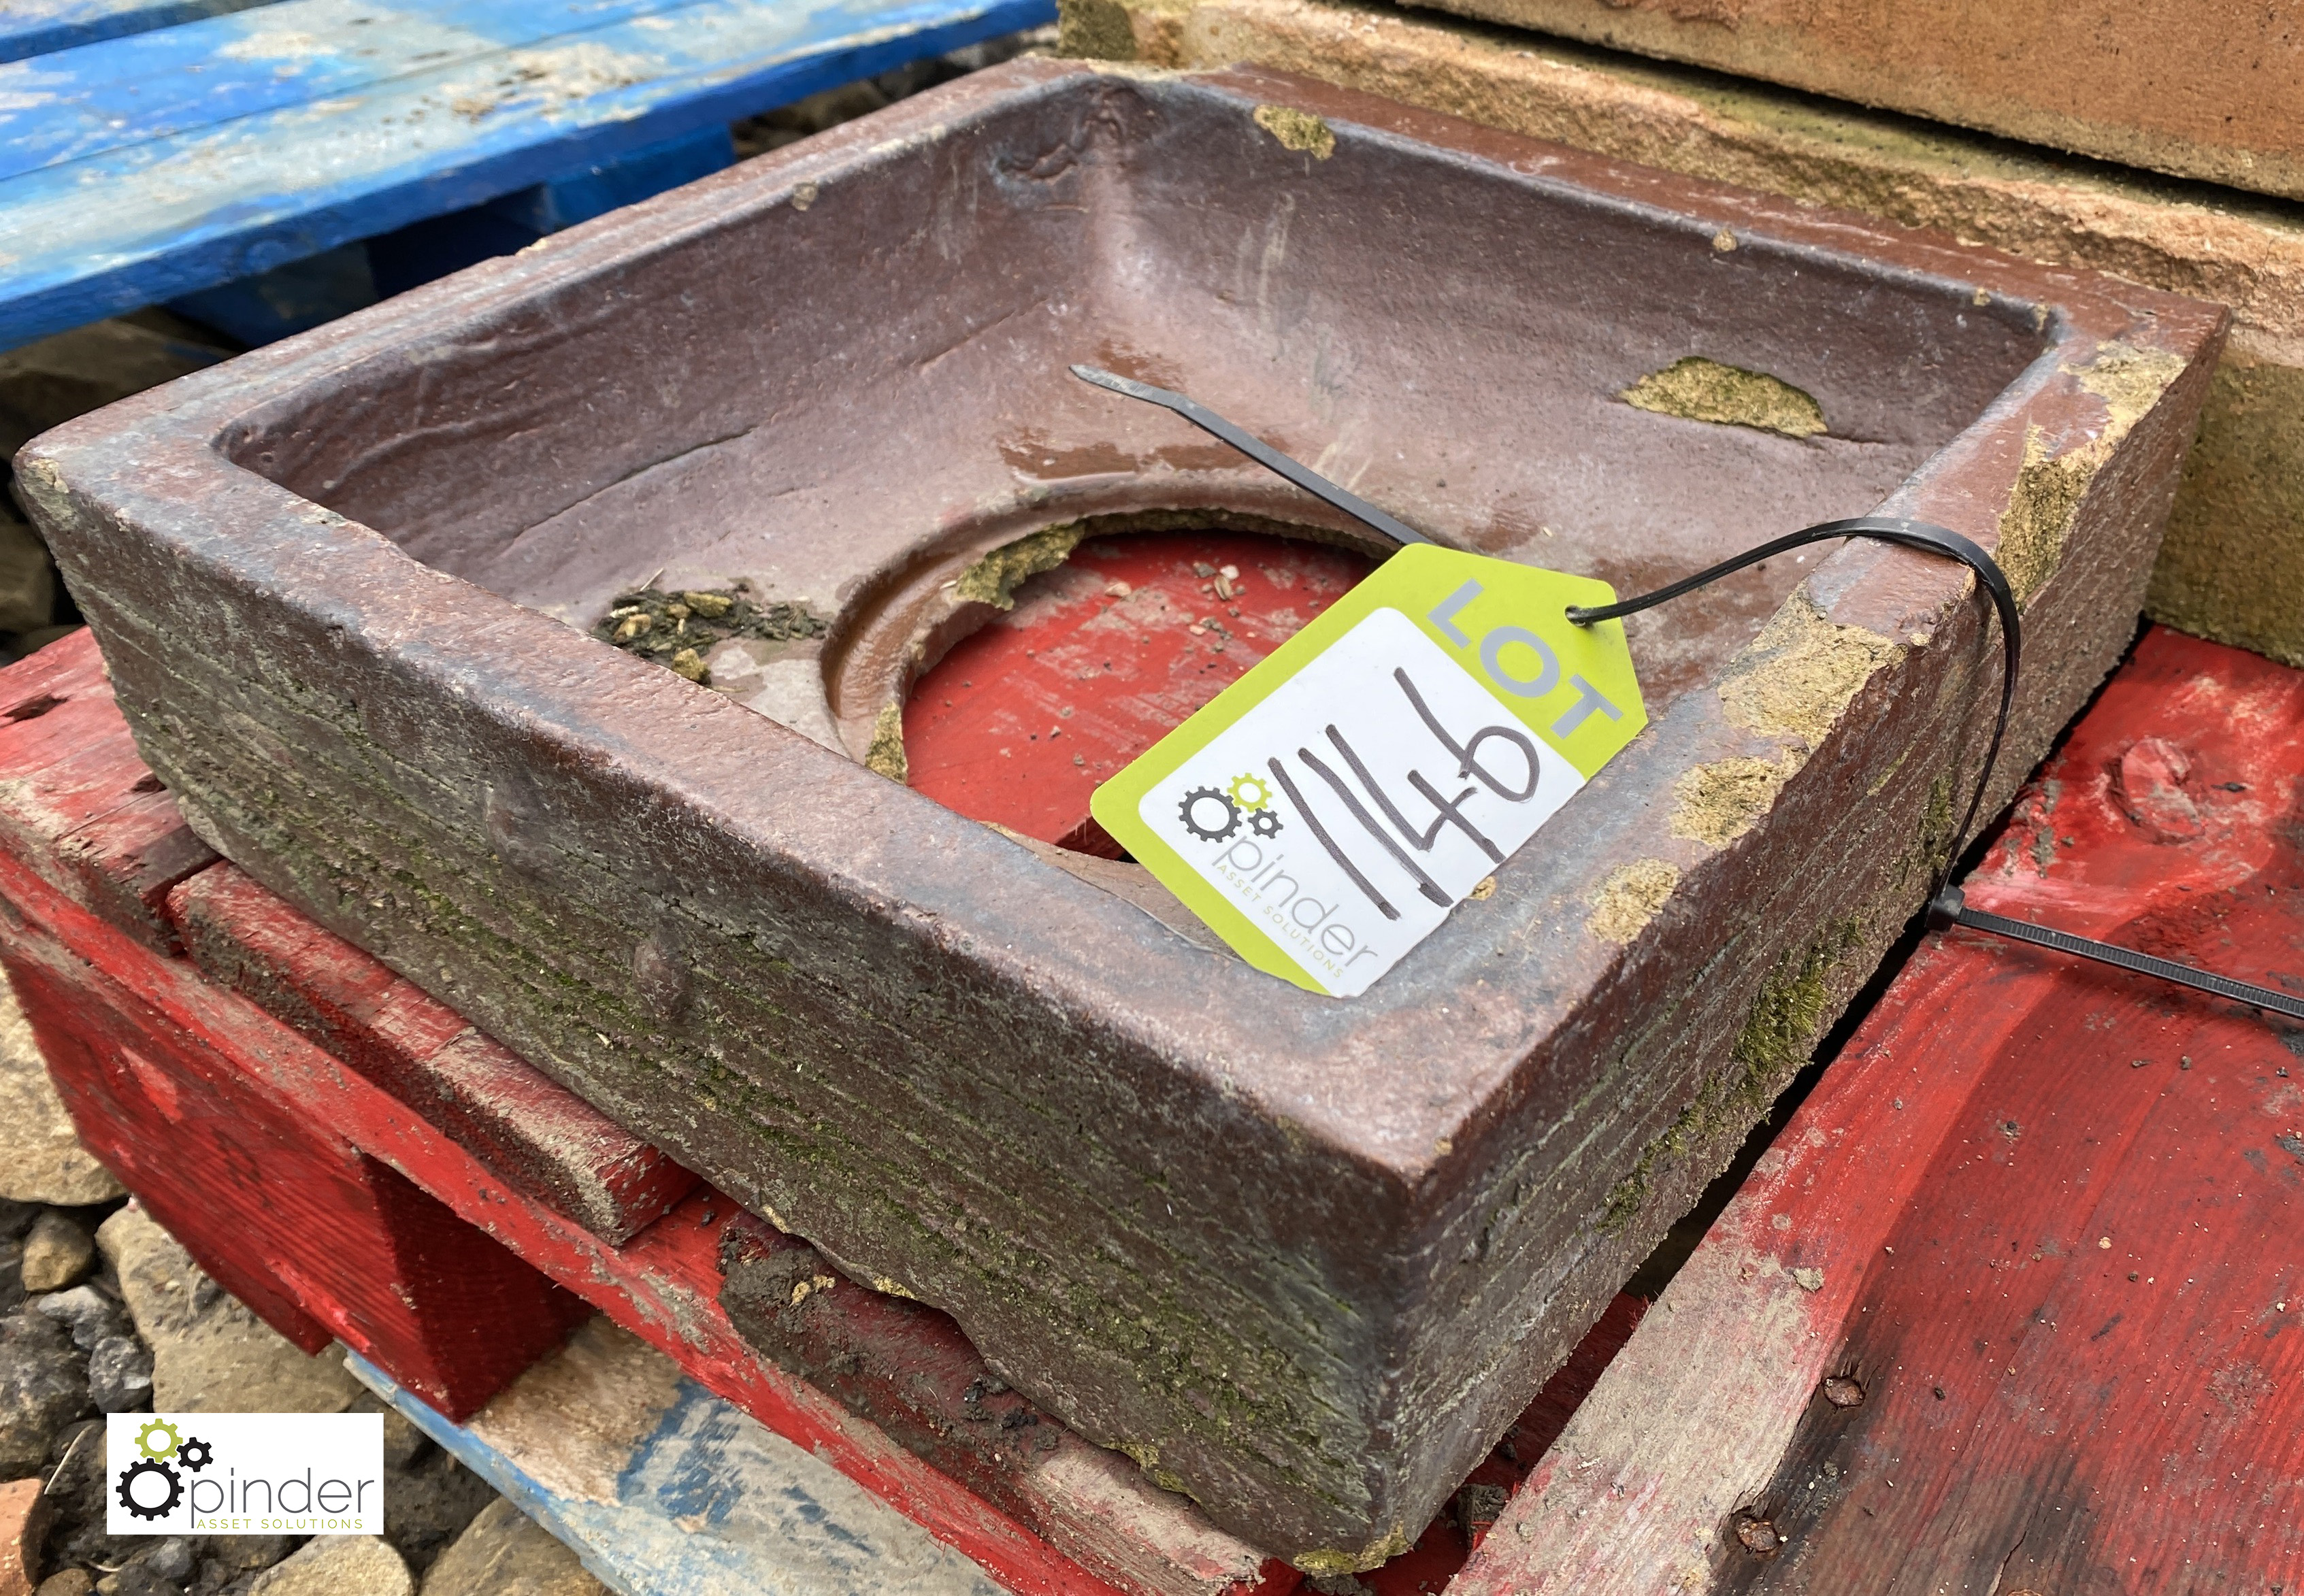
top-left (592, 586), bottom-right (827, 686)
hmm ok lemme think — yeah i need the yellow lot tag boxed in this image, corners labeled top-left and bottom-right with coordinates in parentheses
top-left (1091, 544), bottom-right (1646, 996)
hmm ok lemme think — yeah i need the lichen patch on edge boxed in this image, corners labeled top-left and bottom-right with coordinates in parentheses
top-left (1671, 754), bottom-right (1800, 848)
top-left (2000, 340), bottom-right (2189, 605)
top-left (951, 523), bottom-right (1085, 611)
top-left (866, 701), bottom-right (908, 782)
top-left (1587, 859), bottom-right (1681, 944)
top-left (1253, 103), bottom-right (1337, 159)
top-left (1718, 590), bottom-right (1902, 749)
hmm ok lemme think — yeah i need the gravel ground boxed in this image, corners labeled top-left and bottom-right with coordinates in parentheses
top-left (1, 1187), bottom-right (563, 1595)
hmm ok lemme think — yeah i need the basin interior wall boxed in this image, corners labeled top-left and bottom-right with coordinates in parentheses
top-left (220, 71), bottom-right (2051, 752)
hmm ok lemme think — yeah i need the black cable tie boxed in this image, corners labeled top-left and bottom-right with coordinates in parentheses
top-left (1069, 362), bottom-right (2304, 1028)
top-left (1930, 887), bottom-right (2304, 1022)
top-left (1068, 366), bottom-right (1432, 549)
top-left (1565, 515), bottom-right (2016, 903)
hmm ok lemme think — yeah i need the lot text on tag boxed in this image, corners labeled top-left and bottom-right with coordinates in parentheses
top-left (1091, 544), bottom-right (1645, 996)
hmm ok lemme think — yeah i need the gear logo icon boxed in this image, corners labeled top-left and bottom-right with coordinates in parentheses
top-left (1226, 774), bottom-right (1272, 812)
top-left (1177, 786), bottom-right (1242, 844)
top-left (135, 1418), bottom-right (182, 1461)
top-left (176, 1437), bottom-right (214, 1473)
top-left (116, 1457), bottom-right (182, 1521)
top-left (1248, 808), bottom-right (1283, 838)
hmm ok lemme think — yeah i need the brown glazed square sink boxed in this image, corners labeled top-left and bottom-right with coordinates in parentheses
top-left (22, 60), bottom-right (2222, 1571)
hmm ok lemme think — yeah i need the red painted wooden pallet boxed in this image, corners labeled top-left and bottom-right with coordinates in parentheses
top-left (9, 597), bottom-right (2300, 1592)
top-left (1450, 623), bottom-right (2304, 1593)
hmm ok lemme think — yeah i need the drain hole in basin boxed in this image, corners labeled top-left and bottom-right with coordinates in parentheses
top-left (904, 530), bottom-right (1375, 857)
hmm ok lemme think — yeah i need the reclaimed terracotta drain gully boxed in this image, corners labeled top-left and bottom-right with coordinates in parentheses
top-left (22, 59), bottom-right (2224, 1571)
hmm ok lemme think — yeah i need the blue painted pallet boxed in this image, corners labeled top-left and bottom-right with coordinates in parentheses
top-left (0, 0), bottom-right (280, 63)
top-left (0, 0), bottom-right (1053, 349)
top-left (348, 1327), bottom-right (1008, 1596)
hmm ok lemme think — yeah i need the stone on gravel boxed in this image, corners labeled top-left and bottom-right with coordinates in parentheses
top-left (34, 1573), bottom-right (93, 1596)
top-left (0, 1308), bottom-right (88, 1478)
top-left (192, 1537), bottom-right (293, 1594)
top-left (93, 1566), bottom-right (183, 1596)
top-left (122, 1540), bottom-right (192, 1584)
top-left (95, 1210), bottom-right (355, 1415)
top-left (19, 1216), bottom-right (93, 1295)
top-left (2, 1476), bottom-right (51, 1596)
top-left (32, 1289), bottom-right (128, 1354)
top-left (81, 1337), bottom-right (152, 1415)
top-left (381, 1450), bottom-right (493, 1576)
top-left (418, 1499), bottom-right (602, 1596)
top-left (246, 1536), bottom-right (412, 1596)
top-left (0, 982), bottom-right (122, 1207)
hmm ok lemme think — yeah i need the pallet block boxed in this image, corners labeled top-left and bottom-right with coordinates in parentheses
top-left (171, 864), bottom-right (697, 1245)
top-left (7, 929), bottom-right (593, 1413)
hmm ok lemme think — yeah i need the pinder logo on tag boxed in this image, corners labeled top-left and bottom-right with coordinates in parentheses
top-left (1176, 775), bottom-right (1285, 845)
top-left (1093, 545), bottom-right (1645, 997)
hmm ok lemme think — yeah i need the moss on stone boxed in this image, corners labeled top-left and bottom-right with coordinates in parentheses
top-left (1622, 356), bottom-right (1826, 438)
top-left (1600, 917), bottom-right (1863, 1233)
top-left (951, 523), bottom-right (1085, 611)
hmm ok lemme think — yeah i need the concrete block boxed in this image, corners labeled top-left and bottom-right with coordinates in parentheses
top-left (1379, 0), bottom-right (2304, 203)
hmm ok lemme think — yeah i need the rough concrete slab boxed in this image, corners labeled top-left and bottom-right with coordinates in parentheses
top-left (1378, 0), bottom-right (2304, 203)
top-left (1063, 0), bottom-right (2304, 669)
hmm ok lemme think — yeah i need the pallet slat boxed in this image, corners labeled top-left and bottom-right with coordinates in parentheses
top-left (0, 629), bottom-right (216, 948)
top-left (1451, 625), bottom-right (2304, 1593)
top-left (0, 0), bottom-right (279, 63)
top-left (0, 0), bottom-right (1055, 344)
